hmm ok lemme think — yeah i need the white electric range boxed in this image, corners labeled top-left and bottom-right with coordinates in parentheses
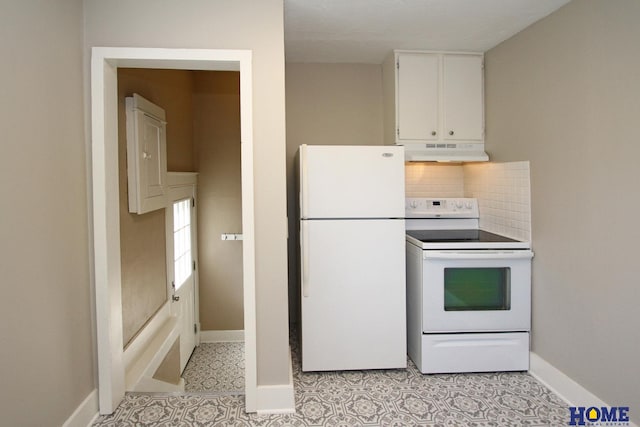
top-left (405, 197), bottom-right (534, 374)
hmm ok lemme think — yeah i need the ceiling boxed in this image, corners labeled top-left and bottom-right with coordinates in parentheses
top-left (284, 0), bottom-right (571, 63)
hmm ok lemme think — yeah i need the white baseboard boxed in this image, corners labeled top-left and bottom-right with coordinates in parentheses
top-left (530, 352), bottom-right (637, 427)
top-left (200, 329), bottom-right (244, 343)
top-left (256, 346), bottom-right (295, 414)
top-left (62, 389), bottom-right (99, 427)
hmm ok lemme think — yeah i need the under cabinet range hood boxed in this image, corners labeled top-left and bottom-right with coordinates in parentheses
top-left (403, 142), bottom-right (489, 162)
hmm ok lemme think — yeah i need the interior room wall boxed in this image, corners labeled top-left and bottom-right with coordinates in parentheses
top-left (152, 339), bottom-right (181, 385)
top-left (118, 69), bottom-right (195, 173)
top-left (484, 0), bottom-right (640, 421)
top-left (193, 71), bottom-right (244, 332)
top-left (117, 69), bottom-right (195, 346)
top-left (0, 1), bottom-right (94, 425)
top-left (285, 62), bottom-right (385, 323)
top-left (84, 0), bottom-right (290, 387)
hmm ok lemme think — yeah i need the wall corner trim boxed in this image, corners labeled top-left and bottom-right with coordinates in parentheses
top-left (255, 347), bottom-right (296, 414)
top-left (62, 389), bottom-right (99, 427)
top-left (529, 352), bottom-right (638, 427)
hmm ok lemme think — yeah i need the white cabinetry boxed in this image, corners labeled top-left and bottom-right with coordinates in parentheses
top-left (442, 54), bottom-right (484, 141)
top-left (126, 94), bottom-right (168, 214)
top-left (384, 50), bottom-right (484, 147)
top-left (396, 53), bottom-right (439, 141)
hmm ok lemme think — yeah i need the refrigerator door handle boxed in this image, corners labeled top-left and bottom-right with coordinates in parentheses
top-left (301, 220), bottom-right (310, 297)
top-left (300, 145), bottom-right (309, 218)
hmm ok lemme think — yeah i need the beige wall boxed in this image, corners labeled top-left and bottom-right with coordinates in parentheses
top-left (84, 0), bottom-right (290, 386)
top-left (117, 69), bottom-right (195, 346)
top-left (152, 338), bottom-right (181, 385)
top-left (194, 71), bottom-right (244, 331)
top-left (285, 63), bottom-right (385, 322)
top-left (118, 69), bottom-right (196, 172)
top-left (485, 0), bottom-right (640, 421)
top-left (0, 1), bottom-right (94, 425)
top-left (285, 63), bottom-right (384, 148)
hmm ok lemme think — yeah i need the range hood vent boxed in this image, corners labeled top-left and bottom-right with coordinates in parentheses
top-left (403, 142), bottom-right (489, 162)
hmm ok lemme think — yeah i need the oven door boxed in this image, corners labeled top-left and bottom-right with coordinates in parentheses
top-left (422, 250), bottom-right (533, 333)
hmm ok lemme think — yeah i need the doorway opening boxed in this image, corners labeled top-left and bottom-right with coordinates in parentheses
top-left (91, 48), bottom-right (256, 414)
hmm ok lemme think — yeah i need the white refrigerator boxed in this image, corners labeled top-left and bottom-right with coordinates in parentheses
top-left (298, 144), bottom-right (407, 372)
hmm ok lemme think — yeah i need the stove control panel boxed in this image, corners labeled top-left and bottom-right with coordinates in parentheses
top-left (405, 198), bottom-right (479, 218)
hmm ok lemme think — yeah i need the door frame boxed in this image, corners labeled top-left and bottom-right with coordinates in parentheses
top-left (90, 47), bottom-right (257, 414)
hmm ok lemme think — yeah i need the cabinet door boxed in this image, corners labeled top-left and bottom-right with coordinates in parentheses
top-left (397, 53), bottom-right (439, 141)
top-left (442, 54), bottom-right (484, 141)
top-left (126, 94), bottom-right (168, 214)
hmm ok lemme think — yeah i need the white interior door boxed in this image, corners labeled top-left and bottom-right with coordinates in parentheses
top-left (168, 184), bottom-right (198, 373)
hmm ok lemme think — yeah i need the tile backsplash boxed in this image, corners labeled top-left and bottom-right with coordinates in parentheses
top-left (463, 161), bottom-right (531, 242)
top-left (405, 161), bottom-right (532, 242)
top-left (405, 163), bottom-right (464, 197)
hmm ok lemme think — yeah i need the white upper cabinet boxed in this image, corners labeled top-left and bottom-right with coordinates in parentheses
top-left (397, 53), bottom-right (439, 141)
top-left (442, 54), bottom-right (484, 141)
top-left (126, 94), bottom-right (168, 214)
top-left (384, 50), bottom-right (484, 145)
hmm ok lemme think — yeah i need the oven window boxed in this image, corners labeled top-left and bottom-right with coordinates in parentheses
top-left (444, 268), bottom-right (510, 311)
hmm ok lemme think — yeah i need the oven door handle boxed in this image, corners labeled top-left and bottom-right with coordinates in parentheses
top-left (424, 250), bottom-right (534, 260)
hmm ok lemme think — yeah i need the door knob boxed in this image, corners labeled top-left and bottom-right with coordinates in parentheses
top-left (449, 130), bottom-right (454, 136)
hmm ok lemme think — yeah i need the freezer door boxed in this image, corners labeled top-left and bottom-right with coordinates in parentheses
top-left (299, 145), bottom-right (405, 219)
top-left (300, 219), bottom-right (407, 371)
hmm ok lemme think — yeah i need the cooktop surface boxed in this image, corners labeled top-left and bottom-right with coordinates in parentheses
top-left (405, 229), bottom-right (531, 250)
top-left (406, 229), bottom-right (521, 243)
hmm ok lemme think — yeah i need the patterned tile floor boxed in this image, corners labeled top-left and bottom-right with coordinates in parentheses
top-left (94, 336), bottom-right (569, 426)
top-left (183, 342), bottom-right (245, 393)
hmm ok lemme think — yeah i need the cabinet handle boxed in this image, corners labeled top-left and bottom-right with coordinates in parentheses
top-left (431, 131), bottom-right (436, 136)
top-left (449, 130), bottom-right (454, 136)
